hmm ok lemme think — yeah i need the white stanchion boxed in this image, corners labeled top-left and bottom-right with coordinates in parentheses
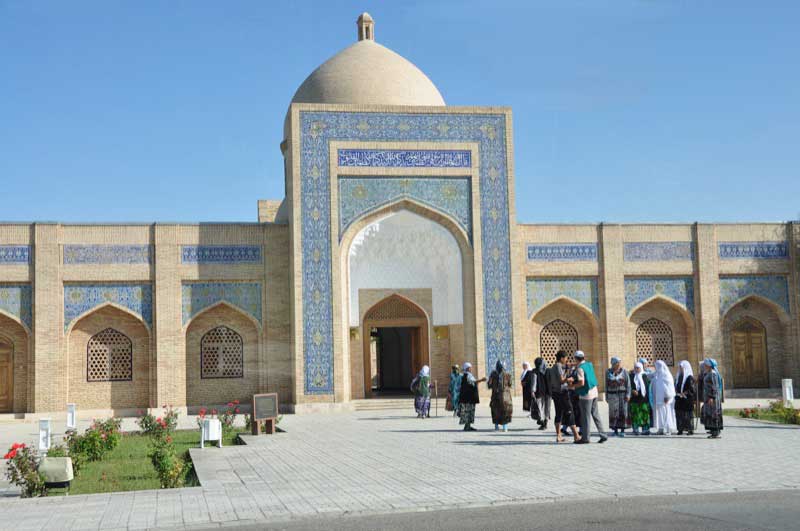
top-left (782, 379), bottom-right (794, 406)
top-left (200, 418), bottom-right (222, 449)
top-left (66, 403), bottom-right (77, 430)
top-left (39, 418), bottom-right (51, 453)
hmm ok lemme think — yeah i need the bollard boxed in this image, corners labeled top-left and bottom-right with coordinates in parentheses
top-left (66, 403), bottom-right (77, 430)
top-left (782, 379), bottom-right (794, 407)
top-left (39, 418), bottom-right (51, 453)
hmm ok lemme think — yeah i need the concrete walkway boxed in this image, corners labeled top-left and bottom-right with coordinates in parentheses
top-left (0, 400), bottom-right (799, 529)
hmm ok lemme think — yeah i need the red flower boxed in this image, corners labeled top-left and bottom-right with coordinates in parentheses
top-left (233, 400), bottom-right (240, 405)
top-left (166, 436), bottom-right (173, 444)
top-left (234, 408), bottom-right (240, 414)
top-left (227, 402), bottom-right (234, 408)
top-left (211, 409), bottom-right (217, 415)
top-left (199, 408), bottom-right (207, 416)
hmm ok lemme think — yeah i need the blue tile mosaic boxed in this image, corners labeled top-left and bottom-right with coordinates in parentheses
top-left (64, 284), bottom-right (152, 332)
top-left (526, 244), bottom-right (597, 262)
top-left (181, 282), bottom-right (262, 326)
top-left (0, 284), bottom-right (32, 330)
top-left (624, 277), bottom-right (694, 315)
top-left (0, 246), bottom-right (30, 265)
top-left (63, 245), bottom-right (152, 264)
top-left (181, 246), bottom-right (262, 264)
top-left (337, 149), bottom-right (471, 167)
top-left (719, 275), bottom-right (790, 316)
top-left (300, 111), bottom-right (514, 394)
top-left (526, 278), bottom-right (599, 318)
top-left (718, 241), bottom-right (788, 260)
top-left (623, 242), bottom-right (694, 262)
top-left (338, 176), bottom-right (471, 240)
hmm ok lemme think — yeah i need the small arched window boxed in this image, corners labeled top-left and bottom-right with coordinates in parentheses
top-left (201, 326), bottom-right (244, 379)
top-left (636, 318), bottom-right (674, 366)
top-left (87, 328), bottom-right (133, 382)
top-left (539, 319), bottom-right (578, 366)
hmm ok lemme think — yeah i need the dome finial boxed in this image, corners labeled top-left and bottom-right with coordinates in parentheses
top-left (357, 12), bottom-right (375, 41)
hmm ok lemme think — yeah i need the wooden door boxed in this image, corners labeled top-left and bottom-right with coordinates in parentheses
top-left (732, 319), bottom-right (768, 388)
top-left (0, 342), bottom-right (12, 412)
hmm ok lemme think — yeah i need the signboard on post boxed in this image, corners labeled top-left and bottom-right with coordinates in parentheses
top-left (251, 393), bottom-right (279, 435)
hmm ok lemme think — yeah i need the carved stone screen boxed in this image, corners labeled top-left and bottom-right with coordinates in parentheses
top-left (636, 318), bottom-right (674, 366)
top-left (539, 319), bottom-right (578, 366)
top-left (201, 326), bottom-right (244, 379)
top-left (87, 328), bottom-right (133, 382)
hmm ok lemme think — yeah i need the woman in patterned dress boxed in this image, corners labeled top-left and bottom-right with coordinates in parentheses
top-left (606, 357), bottom-right (630, 437)
top-left (458, 362), bottom-right (485, 431)
top-left (487, 360), bottom-right (513, 431)
top-left (674, 360), bottom-right (696, 435)
top-left (629, 362), bottom-right (651, 435)
top-left (446, 365), bottom-right (462, 416)
top-left (410, 365), bottom-right (432, 418)
top-left (702, 358), bottom-right (724, 439)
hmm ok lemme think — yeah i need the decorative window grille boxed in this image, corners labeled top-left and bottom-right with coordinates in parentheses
top-left (636, 318), bottom-right (674, 366)
top-left (87, 328), bottom-right (133, 382)
top-left (539, 319), bottom-right (578, 366)
top-left (201, 326), bottom-right (244, 379)
top-left (364, 296), bottom-right (423, 321)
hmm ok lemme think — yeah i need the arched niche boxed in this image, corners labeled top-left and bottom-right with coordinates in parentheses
top-left (0, 312), bottom-right (29, 413)
top-left (627, 296), bottom-right (695, 370)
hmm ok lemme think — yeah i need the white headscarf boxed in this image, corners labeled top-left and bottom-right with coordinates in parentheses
top-left (678, 360), bottom-right (694, 393)
top-left (652, 360), bottom-right (676, 403)
top-left (633, 362), bottom-right (647, 397)
top-left (521, 361), bottom-right (530, 382)
top-left (420, 365), bottom-right (430, 377)
top-left (462, 362), bottom-right (472, 372)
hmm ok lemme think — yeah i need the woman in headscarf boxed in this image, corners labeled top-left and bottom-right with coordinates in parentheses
top-left (697, 359), bottom-right (707, 429)
top-left (530, 357), bottom-right (550, 430)
top-left (701, 358), bottom-right (724, 439)
top-left (674, 360), bottom-right (696, 435)
top-left (487, 359), bottom-right (513, 431)
top-left (458, 362), bottom-right (486, 431)
top-left (651, 360), bottom-right (677, 435)
top-left (629, 362), bottom-right (651, 435)
top-left (446, 364), bottom-right (462, 416)
top-left (410, 365), bottom-right (432, 419)
top-left (520, 361), bottom-right (533, 412)
top-left (606, 357), bottom-right (630, 437)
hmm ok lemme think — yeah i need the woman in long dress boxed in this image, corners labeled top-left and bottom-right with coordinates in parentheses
top-left (487, 360), bottom-right (513, 431)
top-left (458, 362), bottom-right (485, 431)
top-left (530, 357), bottom-right (550, 430)
top-left (410, 365), bottom-right (431, 418)
top-left (674, 360), bottom-right (696, 435)
top-left (701, 358), bottom-right (724, 439)
top-left (629, 362), bottom-right (651, 435)
top-left (651, 360), bottom-right (677, 435)
top-left (446, 365), bottom-right (461, 416)
top-left (520, 361), bottom-right (533, 412)
top-left (606, 357), bottom-right (630, 437)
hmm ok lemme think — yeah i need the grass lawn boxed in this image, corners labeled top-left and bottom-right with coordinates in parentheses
top-left (723, 409), bottom-right (795, 424)
top-left (59, 428), bottom-right (246, 495)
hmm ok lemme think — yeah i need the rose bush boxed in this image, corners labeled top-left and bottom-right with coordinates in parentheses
top-left (4, 443), bottom-right (46, 498)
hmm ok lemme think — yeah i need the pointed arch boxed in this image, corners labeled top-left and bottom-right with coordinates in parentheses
top-left (363, 292), bottom-right (429, 324)
top-left (0, 312), bottom-right (29, 413)
top-left (721, 294), bottom-right (791, 325)
top-left (530, 297), bottom-right (601, 377)
top-left (0, 308), bottom-right (31, 336)
top-left (182, 300), bottom-right (263, 333)
top-left (65, 301), bottom-right (151, 336)
top-left (628, 296), bottom-right (696, 368)
top-left (530, 295), bottom-right (598, 325)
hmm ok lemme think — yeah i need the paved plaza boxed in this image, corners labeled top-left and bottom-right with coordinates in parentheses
top-left (0, 400), bottom-right (799, 529)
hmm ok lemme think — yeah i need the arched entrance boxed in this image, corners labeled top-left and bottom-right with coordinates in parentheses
top-left (362, 294), bottom-right (429, 397)
top-left (0, 337), bottom-right (13, 412)
top-left (731, 317), bottom-right (768, 388)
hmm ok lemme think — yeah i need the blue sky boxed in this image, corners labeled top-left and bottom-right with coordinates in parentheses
top-left (2, 1), bottom-right (798, 223)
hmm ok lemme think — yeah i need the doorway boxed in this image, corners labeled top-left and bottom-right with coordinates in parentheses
top-left (732, 318), bottom-right (769, 388)
top-left (0, 339), bottom-right (13, 413)
top-left (362, 295), bottom-right (429, 398)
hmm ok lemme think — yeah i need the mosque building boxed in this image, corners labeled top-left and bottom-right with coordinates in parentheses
top-left (1, 13), bottom-right (798, 416)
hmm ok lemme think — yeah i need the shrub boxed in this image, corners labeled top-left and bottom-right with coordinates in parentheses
top-left (64, 417), bottom-right (121, 463)
top-left (138, 406), bottom-right (178, 439)
top-left (739, 408), bottom-right (761, 419)
top-left (148, 436), bottom-right (184, 489)
top-left (3, 443), bottom-right (46, 498)
top-left (219, 400), bottom-right (240, 432)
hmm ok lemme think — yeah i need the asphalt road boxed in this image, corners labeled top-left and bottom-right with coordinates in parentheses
top-left (199, 489), bottom-right (800, 531)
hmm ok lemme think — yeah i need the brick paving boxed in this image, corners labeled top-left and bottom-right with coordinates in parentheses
top-left (0, 401), bottom-right (799, 529)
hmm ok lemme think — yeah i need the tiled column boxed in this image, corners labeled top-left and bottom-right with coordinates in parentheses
top-left (153, 224), bottom-right (181, 408)
top-left (599, 224), bottom-right (624, 376)
top-left (788, 222), bottom-right (800, 384)
top-left (32, 223), bottom-right (63, 412)
top-left (694, 224), bottom-right (723, 377)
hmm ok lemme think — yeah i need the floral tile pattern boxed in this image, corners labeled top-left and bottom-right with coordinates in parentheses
top-left (719, 275), bottom-right (790, 316)
top-left (181, 246), bottom-right (262, 264)
top-left (300, 111), bottom-right (513, 394)
top-left (526, 278), bottom-right (599, 318)
top-left (718, 241), bottom-right (788, 260)
top-left (526, 243), bottom-right (597, 262)
top-left (63, 245), bottom-right (152, 264)
top-left (624, 277), bottom-right (694, 315)
top-left (623, 242), bottom-right (694, 262)
top-left (64, 284), bottom-right (152, 332)
top-left (0, 284), bottom-right (32, 330)
top-left (338, 176), bottom-right (471, 240)
top-left (0, 246), bottom-right (30, 265)
top-left (181, 282), bottom-right (262, 326)
top-left (338, 149), bottom-right (471, 167)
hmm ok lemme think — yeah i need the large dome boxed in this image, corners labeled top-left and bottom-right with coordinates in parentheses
top-left (289, 13), bottom-right (445, 109)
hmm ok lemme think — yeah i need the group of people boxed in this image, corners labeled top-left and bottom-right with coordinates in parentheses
top-left (431, 351), bottom-right (725, 442)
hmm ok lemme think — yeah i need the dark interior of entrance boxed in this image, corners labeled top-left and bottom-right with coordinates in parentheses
top-left (372, 327), bottom-right (415, 393)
